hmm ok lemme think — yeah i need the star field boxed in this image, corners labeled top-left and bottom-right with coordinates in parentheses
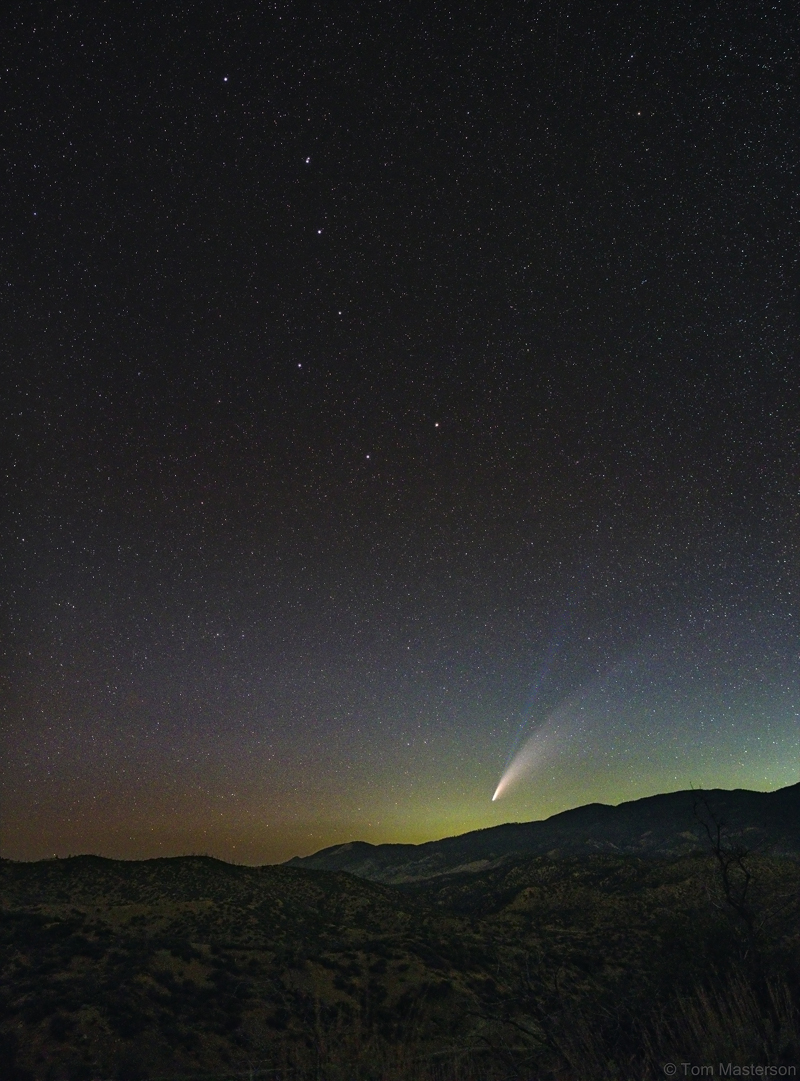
top-left (1, 0), bottom-right (797, 863)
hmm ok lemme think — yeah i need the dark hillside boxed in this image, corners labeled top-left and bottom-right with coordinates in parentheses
top-left (2, 847), bottom-right (800, 1079)
top-left (3, 787), bottom-right (800, 1078)
top-left (0, 855), bottom-right (411, 946)
top-left (0, 854), bottom-right (495, 1079)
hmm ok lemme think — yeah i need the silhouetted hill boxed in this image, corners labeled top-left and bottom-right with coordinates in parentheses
top-left (285, 782), bottom-right (800, 882)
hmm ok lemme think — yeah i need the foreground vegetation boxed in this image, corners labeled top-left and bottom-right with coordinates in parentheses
top-left (1, 844), bottom-right (799, 1080)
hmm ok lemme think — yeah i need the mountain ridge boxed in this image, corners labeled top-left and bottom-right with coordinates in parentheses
top-left (285, 781), bottom-right (800, 882)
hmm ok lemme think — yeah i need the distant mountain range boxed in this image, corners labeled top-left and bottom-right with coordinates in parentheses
top-left (286, 782), bottom-right (800, 882)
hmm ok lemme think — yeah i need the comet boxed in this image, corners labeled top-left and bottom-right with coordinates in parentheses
top-left (492, 661), bottom-right (628, 801)
top-left (492, 733), bottom-right (544, 800)
top-left (499, 596), bottom-right (579, 775)
top-left (492, 719), bottom-right (562, 801)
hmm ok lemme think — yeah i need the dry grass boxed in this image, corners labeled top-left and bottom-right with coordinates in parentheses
top-left (508, 971), bottom-right (800, 1081)
top-left (653, 974), bottom-right (800, 1073)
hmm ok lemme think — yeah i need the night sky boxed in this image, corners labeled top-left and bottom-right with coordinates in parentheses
top-left (2, 1), bottom-right (797, 864)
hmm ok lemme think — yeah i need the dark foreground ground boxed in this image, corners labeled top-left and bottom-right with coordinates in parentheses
top-left (2, 846), bottom-right (799, 1080)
